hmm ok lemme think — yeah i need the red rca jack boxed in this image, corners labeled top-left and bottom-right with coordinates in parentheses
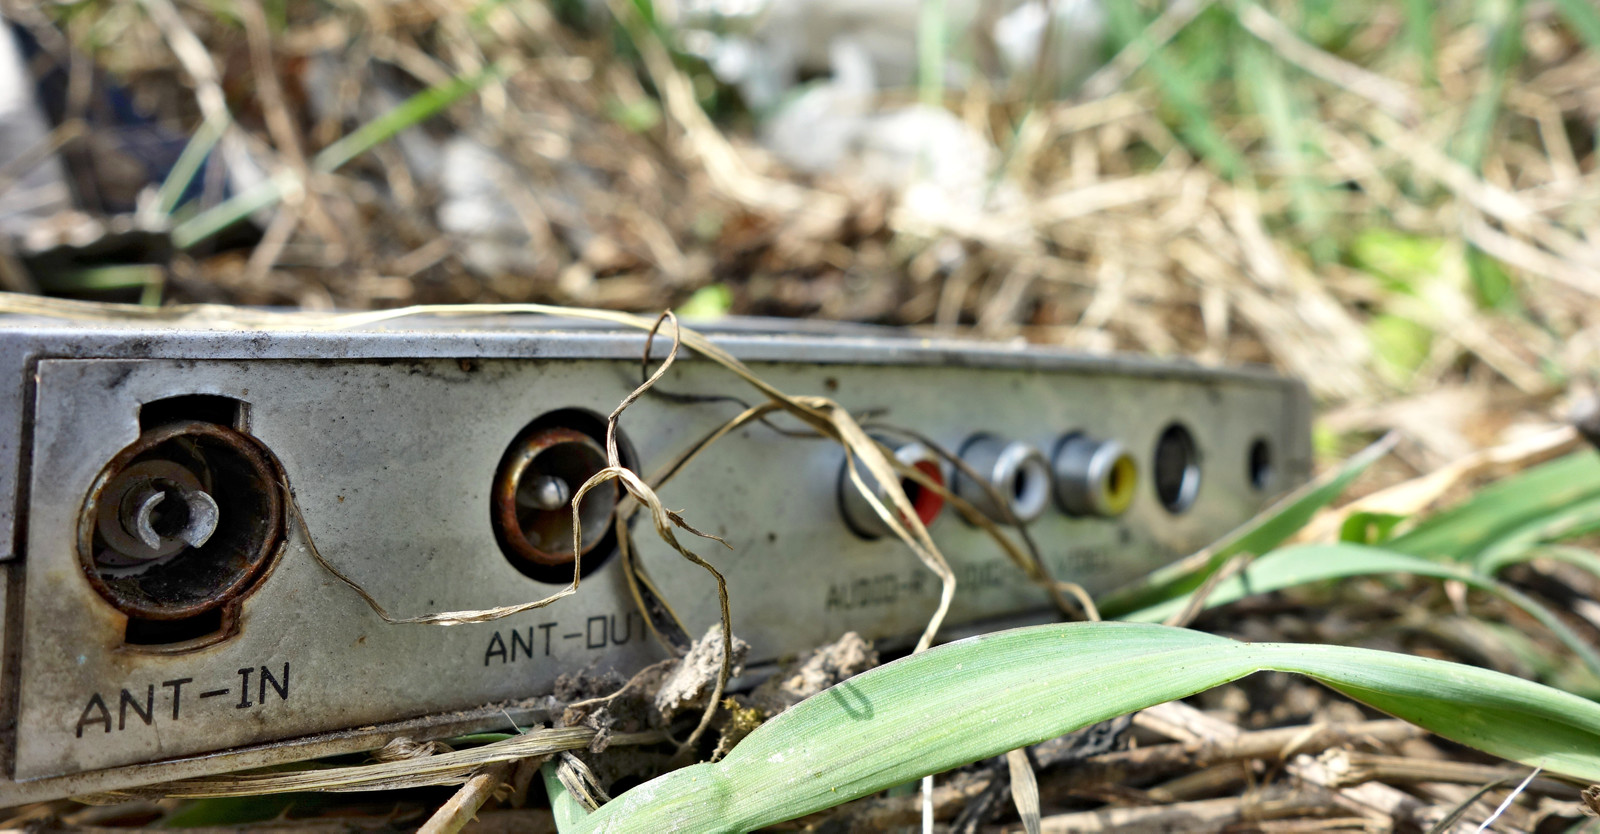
top-left (955, 435), bottom-right (1051, 525)
top-left (839, 442), bottom-right (948, 539)
top-left (1052, 433), bottom-right (1138, 518)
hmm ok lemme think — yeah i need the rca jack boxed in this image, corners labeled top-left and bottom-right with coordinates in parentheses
top-left (1052, 433), bottom-right (1138, 518)
top-left (955, 436), bottom-right (1051, 525)
top-left (839, 442), bottom-right (948, 539)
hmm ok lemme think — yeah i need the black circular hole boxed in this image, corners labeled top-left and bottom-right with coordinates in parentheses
top-left (1153, 423), bottom-right (1200, 514)
top-left (1248, 438), bottom-right (1273, 491)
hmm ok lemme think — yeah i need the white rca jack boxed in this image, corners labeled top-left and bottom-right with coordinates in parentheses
top-left (955, 436), bottom-right (1051, 525)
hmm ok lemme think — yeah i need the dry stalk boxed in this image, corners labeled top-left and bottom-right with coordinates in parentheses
top-left (78, 727), bottom-right (664, 800)
top-left (417, 761), bottom-right (514, 834)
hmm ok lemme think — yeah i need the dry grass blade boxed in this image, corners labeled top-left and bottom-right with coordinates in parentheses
top-left (1161, 552), bottom-right (1252, 628)
top-left (1006, 748), bottom-right (1042, 834)
top-left (417, 762), bottom-right (513, 834)
top-left (554, 752), bottom-right (612, 812)
top-left (1078, 0), bottom-right (1213, 100)
top-left (1235, 3), bottom-right (1419, 123)
top-left (79, 727), bottom-right (641, 800)
top-left (565, 313), bottom-right (736, 757)
top-left (289, 487), bottom-right (582, 625)
top-left (1294, 425), bottom-right (1581, 544)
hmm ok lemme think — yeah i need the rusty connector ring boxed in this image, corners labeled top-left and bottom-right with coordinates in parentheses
top-left (78, 420), bottom-right (286, 621)
top-left (492, 426), bottom-right (618, 569)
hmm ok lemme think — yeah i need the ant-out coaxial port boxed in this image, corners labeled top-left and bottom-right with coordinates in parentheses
top-left (1053, 433), bottom-right (1138, 518)
top-left (492, 414), bottom-right (622, 581)
top-left (955, 436), bottom-right (1051, 525)
top-left (839, 442), bottom-right (948, 539)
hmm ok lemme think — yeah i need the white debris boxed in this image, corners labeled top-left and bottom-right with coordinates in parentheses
top-left (436, 137), bottom-right (543, 276)
top-left (0, 16), bottom-right (73, 236)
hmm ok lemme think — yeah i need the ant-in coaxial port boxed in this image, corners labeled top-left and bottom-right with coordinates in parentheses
top-left (79, 420), bottom-right (285, 624)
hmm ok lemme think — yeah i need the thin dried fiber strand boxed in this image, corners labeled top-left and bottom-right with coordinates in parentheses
top-left (294, 311), bottom-right (736, 757)
top-left (81, 726), bottom-right (645, 800)
top-left (566, 313), bottom-right (735, 756)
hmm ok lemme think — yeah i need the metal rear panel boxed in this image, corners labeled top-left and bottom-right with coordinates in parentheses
top-left (0, 317), bottom-right (1311, 799)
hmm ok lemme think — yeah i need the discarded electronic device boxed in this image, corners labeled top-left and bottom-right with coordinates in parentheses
top-left (0, 308), bottom-right (1310, 803)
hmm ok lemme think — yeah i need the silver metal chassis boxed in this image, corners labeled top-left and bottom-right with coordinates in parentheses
top-left (0, 314), bottom-right (1311, 804)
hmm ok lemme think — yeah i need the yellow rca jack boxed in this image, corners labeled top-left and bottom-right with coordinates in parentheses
top-left (1052, 433), bottom-right (1138, 518)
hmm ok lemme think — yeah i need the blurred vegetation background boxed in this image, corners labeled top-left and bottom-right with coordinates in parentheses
top-left (4, 0), bottom-right (1597, 473)
top-left (4, 1), bottom-right (1600, 830)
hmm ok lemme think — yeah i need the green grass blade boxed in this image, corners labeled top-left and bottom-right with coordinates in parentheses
top-left (1489, 544), bottom-right (1600, 585)
top-left (172, 66), bottom-right (499, 250)
top-left (1099, 432), bottom-right (1394, 618)
top-left (38, 264), bottom-right (164, 293)
top-left (1104, 2), bottom-right (1246, 178)
top-left (1473, 494), bottom-right (1600, 575)
top-left (1387, 452), bottom-right (1600, 561)
top-left (1400, 0), bottom-right (1437, 82)
top-left (1237, 35), bottom-right (1332, 262)
top-left (311, 66), bottom-right (499, 174)
top-left (1119, 543), bottom-right (1600, 678)
top-left (1119, 544), bottom-right (1481, 623)
top-left (1453, 0), bottom-right (1522, 169)
top-left (1553, 0), bottom-right (1600, 53)
top-left (575, 622), bottom-right (1600, 833)
top-left (157, 115), bottom-right (227, 216)
top-left (170, 174), bottom-right (295, 251)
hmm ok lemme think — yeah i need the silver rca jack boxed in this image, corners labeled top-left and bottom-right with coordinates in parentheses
top-left (1052, 433), bottom-right (1138, 518)
top-left (839, 442), bottom-right (948, 539)
top-left (955, 436), bottom-right (1051, 525)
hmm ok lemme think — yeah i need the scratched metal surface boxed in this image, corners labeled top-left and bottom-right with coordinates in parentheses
top-left (0, 319), bottom-right (1309, 794)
